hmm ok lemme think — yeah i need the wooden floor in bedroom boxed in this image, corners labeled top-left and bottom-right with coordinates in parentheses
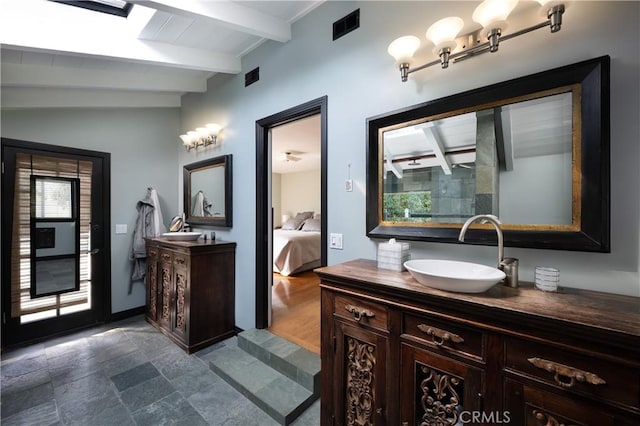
top-left (269, 270), bottom-right (321, 354)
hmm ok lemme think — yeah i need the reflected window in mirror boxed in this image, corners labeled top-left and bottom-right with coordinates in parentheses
top-left (367, 56), bottom-right (609, 252)
top-left (184, 155), bottom-right (232, 227)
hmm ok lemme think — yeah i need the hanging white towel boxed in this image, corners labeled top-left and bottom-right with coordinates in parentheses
top-left (192, 190), bottom-right (205, 216)
top-left (148, 188), bottom-right (167, 236)
top-left (129, 187), bottom-right (167, 291)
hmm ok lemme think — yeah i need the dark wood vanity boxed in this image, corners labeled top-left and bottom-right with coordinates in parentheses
top-left (145, 238), bottom-right (236, 353)
top-left (317, 259), bottom-right (639, 425)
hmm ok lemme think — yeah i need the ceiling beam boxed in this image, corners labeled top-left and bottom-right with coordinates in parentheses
top-left (1, 62), bottom-right (207, 93)
top-left (1, 87), bottom-right (181, 109)
top-left (0, 1), bottom-right (241, 73)
top-left (0, 39), bottom-right (240, 74)
top-left (422, 125), bottom-right (452, 175)
top-left (130, 0), bottom-right (292, 42)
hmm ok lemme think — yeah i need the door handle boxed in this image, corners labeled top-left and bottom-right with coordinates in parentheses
top-left (89, 248), bottom-right (101, 255)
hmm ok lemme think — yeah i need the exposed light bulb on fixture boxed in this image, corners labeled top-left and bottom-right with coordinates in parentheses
top-left (472, 0), bottom-right (518, 52)
top-left (387, 35), bottom-right (421, 63)
top-left (195, 127), bottom-right (211, 139)
top-left (426, 17), bottom-right (464, 68)
top-left (426, 17), bottom-right (464, 52)
top-left (387, 0), bottom-right (566, 82)
top-left (387, 35), bottom-right (421, 82)
top-left (206, 123), bottom-right (221, 136)
top-left (180, 123), bottom-right (223, 151)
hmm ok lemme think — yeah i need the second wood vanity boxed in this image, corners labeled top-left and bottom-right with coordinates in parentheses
top-left (316, 259), bottom-right (640, 426)
top-left (145, 237), bottom-right (236, 353)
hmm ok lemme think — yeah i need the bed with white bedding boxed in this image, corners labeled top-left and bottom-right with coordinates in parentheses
top-left (273, 229), bottom-right (321, 276)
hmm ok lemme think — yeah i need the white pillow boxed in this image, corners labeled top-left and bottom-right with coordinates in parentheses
top-left (301, 218), bottom-right (321, 232)
top-left (281, 217), bottom-right (304, 230)
top-left (295, 211), bottom-right (314, 221)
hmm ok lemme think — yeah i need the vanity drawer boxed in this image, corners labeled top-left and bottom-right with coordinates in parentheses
top-left (504, 337), bottom-right (640, 410)
top-left (173, 253), bottom-right (189, 269)
top-left (402, 313), bottom-right (485, 361)
top-left (333, 293), bottom-right (388, 332)
top-left (147, 246), bottom-right (158, 259)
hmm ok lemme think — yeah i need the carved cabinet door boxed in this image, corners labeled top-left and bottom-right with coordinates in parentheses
top-left (400, 342), bottom-right (483, 426)
top-left (157, 249), bottom-right (173, 332)
top-left (170, 252), bottom-right (189, 344)
top-left (504, 379), bottom-right (615, 426)
top-left (334, 321), bottom-right (389, 426)
top-left (145, 245), bottom-right (159, 322)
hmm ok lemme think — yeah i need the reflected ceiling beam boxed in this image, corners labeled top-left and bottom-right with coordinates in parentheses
top-left (384, 148), bottom-right (403, 179)
top-left (1, 63), bottom-right (206, 93)
top-left (129, 0), bottom-right (292, 42)
top-left (422, 124), bottom-right (452, 175)
top-left (390, 148), bottom-right (476, 164)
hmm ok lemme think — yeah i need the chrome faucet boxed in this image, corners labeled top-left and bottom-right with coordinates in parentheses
top-left (458, 214), bottom-right (519, 287)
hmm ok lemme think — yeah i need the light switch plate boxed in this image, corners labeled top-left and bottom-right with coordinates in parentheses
top-left (115, 224), bottom-right (127, 234)
top-left (345, 179), bottom-right (353, 192)
top-left (330, 233), bottom-right (343, 249)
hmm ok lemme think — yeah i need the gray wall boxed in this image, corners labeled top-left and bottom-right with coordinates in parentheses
top-left (180, 1), bottom-right (640, 330)
top-left (1, 108), bottom-right (180, 313)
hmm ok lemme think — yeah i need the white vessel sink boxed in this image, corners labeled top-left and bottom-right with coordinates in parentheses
top-left (161, 232), bottom-right (202, 241)
top-left (404, 259), bottom-right (505, 293)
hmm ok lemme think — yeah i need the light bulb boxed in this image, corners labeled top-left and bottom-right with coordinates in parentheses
top-left (206, 123), bottom-right (222, 136)
top-left (187, 130), bottom-right (199, 143)
top-left (535, 0), bottom-right (563, 8)
top-left (387, 35), bottom-right (421, 64)
top-left (426, 17), bottom-right (464, 53)
top-left (472, 0), bottom-right (518, 33)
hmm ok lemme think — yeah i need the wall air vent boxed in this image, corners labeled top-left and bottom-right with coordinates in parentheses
top-left (333, 9), bottom-right (360, 41)
top-left (245, 67), bottom-right (260, 87)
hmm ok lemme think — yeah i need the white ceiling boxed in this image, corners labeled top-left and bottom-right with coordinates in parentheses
top-left (0, 0), bottom-right (323, 108)
top-left (271, 113), bottom-right (321, 174)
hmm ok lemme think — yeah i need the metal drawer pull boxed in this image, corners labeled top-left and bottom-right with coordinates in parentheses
top-left (532, 410), bottom-right (567, 426)
top-left (527, 357), bottom-right (606, 388)
top-left (344, 304), bottom-right (375, 322)
top-left (417, 324), bottom-right (464, 346)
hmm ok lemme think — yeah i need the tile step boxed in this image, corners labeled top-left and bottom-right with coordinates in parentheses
top-left (237, 329), bottom-right (320, 394)
top-left (209, 346), bottom-right (317, 425)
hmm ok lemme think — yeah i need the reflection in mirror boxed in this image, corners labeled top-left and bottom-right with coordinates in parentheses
top-left (184, 154), bottom-right (232, 227)
top-left (367, 56), bottom-right (609, 252)
top-left (190, 164), bottom-right (225, 217)
top-left (382, 91), bottom-right (574, 226)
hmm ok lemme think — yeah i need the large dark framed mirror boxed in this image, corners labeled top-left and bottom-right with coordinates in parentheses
top-left (366, 56), bottom-right (609, 252)
top-left (184, 154), bottom-right (232, 227)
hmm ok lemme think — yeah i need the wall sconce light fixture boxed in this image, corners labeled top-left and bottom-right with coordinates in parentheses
top-left (179, 123), bottom-right (222, 151)
top-left (388, 0), bottom-right (566, 82)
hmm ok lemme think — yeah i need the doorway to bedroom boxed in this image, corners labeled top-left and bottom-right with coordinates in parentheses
top-left (255, 97), bottom-right (327, 354)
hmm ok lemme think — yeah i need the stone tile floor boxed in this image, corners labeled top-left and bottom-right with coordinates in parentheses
top-left (0, 315), bottom-right (320, 425)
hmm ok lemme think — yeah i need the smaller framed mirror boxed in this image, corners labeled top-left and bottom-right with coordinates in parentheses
top-left (184, 154), bottom-right (232, 227)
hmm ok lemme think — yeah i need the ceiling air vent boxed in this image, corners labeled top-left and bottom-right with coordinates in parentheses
top-left (245, 67), bottom-right (260, 87)
top-left (333, 9), bottom-right (360, 41)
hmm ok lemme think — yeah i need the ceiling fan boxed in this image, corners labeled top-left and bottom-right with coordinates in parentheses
top-left (280, 151), bottom-right (303, 162)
